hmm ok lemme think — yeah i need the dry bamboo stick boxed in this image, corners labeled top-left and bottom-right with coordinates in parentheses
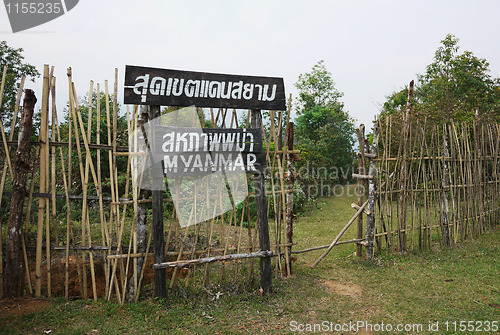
top-left (0, 78), bottom-right (26, 296)
top-left (95, 83), bottom-right (109, 299)
top-left (21, 233), bottom-right (32, 294)
top-left (0, 67), bottom-right (5, 296)
top-left (273, 110), bottom-right (290, 276)
top-left (44, 69), bottom-right (54, 298)
top-left (83, 80), bottom-right (97, 301)
top-left (0, 75), bottom-right (25, 209)
top-left (292, 239), bottom-right (365, 254)
top-left (154, 251), bottom-right (274, 269)
top-left (35, 65), bottom-right (50, 297)
top-left (67, 70), bottom-right (89, 299)
top-left (52, 97), bottom-right (73, 300)
top-left (0, 66), bottom-right (14, 181)
top-left (134, 218), bottom-right (153, 302)
top-left (311, 200), bottom-right (369, 268)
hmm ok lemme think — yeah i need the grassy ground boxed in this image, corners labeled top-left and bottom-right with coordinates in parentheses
top-left (1, 186), bottom-right (499, 334)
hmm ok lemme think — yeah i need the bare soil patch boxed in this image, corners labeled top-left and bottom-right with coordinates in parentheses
top-left (0, 297), bottom-right (50, 316)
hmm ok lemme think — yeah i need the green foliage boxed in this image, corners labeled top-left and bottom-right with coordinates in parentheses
top-left (381, 34), bottom-right (500, 124)
top-left (0, 41), bottom-right (39, 128)
top-left (294, 61), bottom-right (355, 193)
top-left (295, 60), bottom-right (343, 113)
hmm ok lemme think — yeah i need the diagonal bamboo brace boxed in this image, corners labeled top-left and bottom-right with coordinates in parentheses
top-left (311, 199), bottom-right (369, 268)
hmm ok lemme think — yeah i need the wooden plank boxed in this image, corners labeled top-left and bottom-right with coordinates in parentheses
top-left (124, 65), bottom-right (286, 110)
top-left (149, 105), bottom-right (166, 299)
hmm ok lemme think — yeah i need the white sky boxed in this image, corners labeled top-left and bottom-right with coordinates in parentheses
top-left (1, 0), bottom-right (500, 128)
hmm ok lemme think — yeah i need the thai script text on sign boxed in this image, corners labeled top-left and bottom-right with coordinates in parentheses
top-left (124, 65), bottom-right (286, 110)
top-left (155, 126), bottom-right (265, 176)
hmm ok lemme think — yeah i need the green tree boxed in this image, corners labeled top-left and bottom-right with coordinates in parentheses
top-left (294, 61), bottom-right (355, 193)
top-left (295, 60), bottom-right (343, 113)
top-left (0, 41), bottom-right (39, 127)
top-left (382, 34), bottom-right (500, 124)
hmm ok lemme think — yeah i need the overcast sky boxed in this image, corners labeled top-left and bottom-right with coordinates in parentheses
top-left (1, 0), bottom-right (500, 128)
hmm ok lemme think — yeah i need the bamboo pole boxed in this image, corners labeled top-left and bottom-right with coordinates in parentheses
top-left (0, 75), bottom-right (26, 296)
top-left (311, 200), bottom-right (369, 268)
top-left (0, 75), bottom-right (25, 209)
top-left (397, 80), bottom-right (414, 253)
top-left (52, 93), bottom-right (72, 300)
top-left (355, 125), bottom-right (366, 257)
top-left (0, 66), bottom-right (14, 182)
top-left (154, 251), bottom-right (274, 269)
top-left (44, 70), bottom-right (53, 298)
top-left (67, 69), bottom-right (89, 298)
top-left (96, 83), bottom-right (110, 299)
top-left (365, 121), bottom-right (380, 259)
top-left (82, 80), bottom-right (98, 301)
top-left (441, 125), bottom-right (451, 246)
top-left (0, 65), bottom-right (7, 296)
top-left (35, 65), bottom-right (50, 297)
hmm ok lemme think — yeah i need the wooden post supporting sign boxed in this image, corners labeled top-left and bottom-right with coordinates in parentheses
top-left (149, 105), bottom-right (167, 299)
top-left (251, 109), bottom-right (272, 294)
top-left (124, 65), bottom-right (285, 297)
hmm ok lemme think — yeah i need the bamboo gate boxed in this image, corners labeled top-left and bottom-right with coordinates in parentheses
top-left (371, 115), bottom-right (500, 254)
top-left (0, 65), bottom-right (297, 302)
top-left (313, 105), bottom-right (500, 265)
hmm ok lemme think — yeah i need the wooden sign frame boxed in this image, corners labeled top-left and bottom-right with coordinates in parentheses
top-left (124, 65), bottom-right (281, 297)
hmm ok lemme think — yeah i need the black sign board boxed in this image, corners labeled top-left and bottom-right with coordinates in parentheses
top-left (124, 65), bottom-right (286, 110)
top-left (153, 126), bottom-right (265, 176)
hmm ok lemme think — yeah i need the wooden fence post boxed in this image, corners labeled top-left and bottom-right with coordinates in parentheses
top-left (441, 125), bottom-right (451, 246)
top-left (398, 80), bottom-right (413, 253)
top-left (35, 65), bottom-right (50, 296)
top-left (251, 109), bottom-right (272, 294)
top-left (4, 89), bottom-right (36, 297)
top-left (285, 122), bottom-right (295, 273)
top-left (365, 121), bottom-right (379, 259)
top-left (356, 125), bottom-right (366, 257)
top-left (149, 105), bottom-right (166, 299)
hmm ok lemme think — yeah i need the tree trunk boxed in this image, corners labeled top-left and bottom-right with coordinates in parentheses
top-left (4, 89), bottom-right (36, 297)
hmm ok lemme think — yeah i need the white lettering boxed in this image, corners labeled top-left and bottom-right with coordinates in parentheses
top-left (133, 74), bottom-right (150, 103)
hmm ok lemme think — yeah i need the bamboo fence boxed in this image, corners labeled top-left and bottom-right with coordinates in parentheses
top-left (374, 115), bottom-right (500, 254)
top-left (0, 65), bottom-right (296, 302)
